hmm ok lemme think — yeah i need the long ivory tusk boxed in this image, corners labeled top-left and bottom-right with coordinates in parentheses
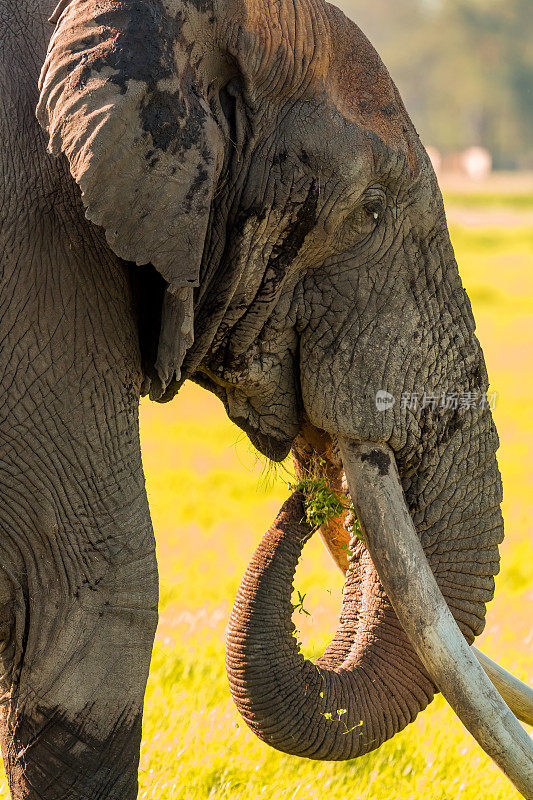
top-left (320, 520), bottom-right (533, 728)
top-left (473, 647), bottom-right (533, 728)
top-left (338, 438), bottom-right (533, 799)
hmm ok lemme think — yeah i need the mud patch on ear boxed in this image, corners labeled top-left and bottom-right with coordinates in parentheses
top-left (140, 89), bottom-right (208, 154)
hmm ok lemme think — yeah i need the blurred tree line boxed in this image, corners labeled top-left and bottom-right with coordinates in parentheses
top-left (338, 0), bottom-right (532, 169)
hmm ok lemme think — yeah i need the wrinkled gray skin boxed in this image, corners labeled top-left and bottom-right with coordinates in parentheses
top-left (0, 0), bottom-right (503, 796)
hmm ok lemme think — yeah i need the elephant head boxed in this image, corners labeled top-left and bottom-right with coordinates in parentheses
top-left (37, 0), bottom-right (533, 794)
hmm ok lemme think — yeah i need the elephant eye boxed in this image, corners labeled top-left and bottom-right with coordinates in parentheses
top-left (365, 201), bottom-right (382, 220)
top-left (362, 187), bottom-right (386, 222)
top-left (338, 185), bottom-right (387, 249)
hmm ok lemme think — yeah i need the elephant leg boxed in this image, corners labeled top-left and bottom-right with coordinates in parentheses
top-left (0, 198), bottom-right (159, 795)
top-left (0, 549), bottom-right (158, 799)
top-left (0, 396), bottom-right (158, 800)
top-left (0, 395), bottom-right (159, 800)
top-left (0, 369), bottom-right (160, 797)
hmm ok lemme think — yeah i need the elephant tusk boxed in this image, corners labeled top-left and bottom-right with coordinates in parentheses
top-left (472, 647), bottom-right (533, 728)
top-left (338, 438), bottom-right (533, 800)
top-left (321, 521), bottom-right (533, 729)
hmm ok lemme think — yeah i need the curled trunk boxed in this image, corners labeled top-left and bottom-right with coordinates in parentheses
top-left (226, 406), bottom-right (505, 760)
top-left (226, 490), bottom-right (435, 758)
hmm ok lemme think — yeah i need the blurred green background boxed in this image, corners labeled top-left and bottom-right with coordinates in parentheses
top-left (340, 0), bottom-right (532, 170)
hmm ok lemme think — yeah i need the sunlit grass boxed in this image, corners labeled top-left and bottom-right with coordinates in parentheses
top-left (0, 200), bottom-right (531, 799)
top-left (443, 192), bottom-right (533, 210)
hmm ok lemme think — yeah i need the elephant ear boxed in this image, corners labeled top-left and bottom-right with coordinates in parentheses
top-left (37, 0), bottom-right (330, 395)
top-left (37, 0), bottom-right (226, 393)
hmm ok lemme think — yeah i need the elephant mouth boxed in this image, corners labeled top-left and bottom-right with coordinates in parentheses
top-left (226, 423), bottom-right (533, 796)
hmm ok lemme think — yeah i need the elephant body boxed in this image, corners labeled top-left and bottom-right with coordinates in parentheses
top-left (0, 1), bottom-right (516, 798)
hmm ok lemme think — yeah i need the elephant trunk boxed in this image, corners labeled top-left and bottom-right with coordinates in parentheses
top-left (226, 489), bottom-right (434, 759)
top-left (226, 410), bottom-right (533, 796)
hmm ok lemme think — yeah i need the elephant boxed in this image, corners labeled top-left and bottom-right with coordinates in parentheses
top-left (0, 0), bottom-right (532, 797)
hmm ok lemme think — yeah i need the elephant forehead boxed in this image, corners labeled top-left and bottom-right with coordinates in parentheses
top-left (325, 6), bottom-right (418, 175)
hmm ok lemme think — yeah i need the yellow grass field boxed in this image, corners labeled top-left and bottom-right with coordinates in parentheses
top-left (0, 192), bottom-right (531, 798)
